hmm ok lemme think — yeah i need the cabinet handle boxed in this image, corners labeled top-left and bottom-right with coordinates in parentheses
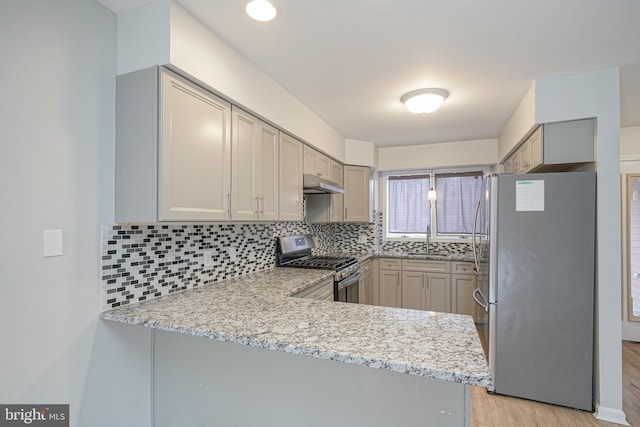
top-left (227, 193), bottom-right (232, 219)
top-left (260, 194), bottom-right (265, 217)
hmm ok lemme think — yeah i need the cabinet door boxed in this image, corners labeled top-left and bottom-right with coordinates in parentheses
top-left (316, 154), bottom-right (331, 178)
top-left (279, 133), bottom-right (303, 221)
top-left (304, 145), bottom-right (331, 178)
top-left (231, 108), bottom-right (259, 220)
top-left (359, 270), bottom-right (371, 305)
top-left (330, 161), bottom-right (344, 222)
top-left (451, 274), bottom-right (477, 318)
top-left (425, 273), bottom-right (451, 313)
top-left (502, 159), bottom-right (511, 174)
top-left (257, 122), bottom-right (279, 220)
top-left (401, 271), bottom-right (425, 310)
top-left (159, 70), bottom-right (231, 221)
top-left (379, 270), bottom-right (401, 308)
top-left (509, 156), bottom-right (518, 175)
top-left (518, 142), bottom-right (531, 173)
top-left (528, 127), bottom-right (543, 171)
top-left (370, 259), bottom-right (380, 305)
top-left (344, 165), bottom-right (371, 222)
top-left (303, 145), bottom-right (317, 175)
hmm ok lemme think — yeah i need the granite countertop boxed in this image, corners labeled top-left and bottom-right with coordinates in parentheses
top-left (101, 263), bottom-right (491, 388)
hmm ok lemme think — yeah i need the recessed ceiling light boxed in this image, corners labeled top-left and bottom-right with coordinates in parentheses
top-left (246, 0), bottom-right (277, 22)
top-left (401, 88), bottom-right (449, 114)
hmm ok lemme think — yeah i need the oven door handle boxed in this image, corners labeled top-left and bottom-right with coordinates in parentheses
top-left (336, 271), bottom-right (362, 291)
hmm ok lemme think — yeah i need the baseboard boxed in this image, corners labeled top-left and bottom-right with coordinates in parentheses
top-left (594, 405), bottom-right (629, 425)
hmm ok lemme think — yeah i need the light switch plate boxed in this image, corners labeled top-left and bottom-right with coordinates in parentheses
top-left (358, 235), bottom-right (367, 244)
top-left (43, 229), bottom-right (63, 257)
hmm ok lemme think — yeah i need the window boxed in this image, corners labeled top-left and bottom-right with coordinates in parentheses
top-left (385, 171), bottom-right (484, 239)
top-left (435, 172), bottom-right (484, 235)
top-left (387, 175), bottom-right (431, 235)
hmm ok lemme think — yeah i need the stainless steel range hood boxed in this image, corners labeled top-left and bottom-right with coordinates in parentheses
top-left (303, 174), bottom-right (345, 194)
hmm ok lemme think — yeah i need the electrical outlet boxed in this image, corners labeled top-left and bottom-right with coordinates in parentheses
top-left (358, 235), bottom-right (367, 244)
top-left (228, 247), bottom-right (237, 262)
top-left (203, 250), bottom-right (213, 267)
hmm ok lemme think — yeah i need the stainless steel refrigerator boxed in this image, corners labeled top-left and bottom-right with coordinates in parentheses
top-left (472, 172), bottom-right (595, 411)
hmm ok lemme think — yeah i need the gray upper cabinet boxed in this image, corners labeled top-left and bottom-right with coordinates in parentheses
top-left (116, 67), bottom-right (232, 222)
top-left (278, 133), bottom-right (303, 221)
top-left (503, 118), bottom-right (595, 174)
top-left (303, 145), bottom-right (331, 178)
top-left (344, 165), bottom-right (373, 222)
top-left (231, 108), bottom-right (279, 221)
top-left (330, 160), bottom-right (344, 222)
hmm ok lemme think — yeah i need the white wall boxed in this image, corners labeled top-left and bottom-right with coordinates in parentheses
top-left (524, 69), bottom-right (625, 424)
top-left (498, 84), bottom-right (536, 161)
top-left (0, 1), bottom-right (151, 426)
top-left (345, 139), bottom-right (378, 168)
top-left (621, 126), bottom-right (640, 157)
top-left (377, 139), bottom-right (499, 171)
top-left (117, 0), bottom-right (346, 162)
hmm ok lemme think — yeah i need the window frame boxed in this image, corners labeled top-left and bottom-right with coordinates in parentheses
top-left (382, 167), bottom-right (491, 242)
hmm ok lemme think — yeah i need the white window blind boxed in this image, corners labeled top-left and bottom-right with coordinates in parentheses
top-left (387, 175), bottom-right (431, 234)
top-left (435, 172), bottom-right (483, 234)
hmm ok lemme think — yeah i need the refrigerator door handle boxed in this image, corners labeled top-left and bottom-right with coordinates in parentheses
top-left (472, 288), bottom-right (488, 311)
top-left (471, 198), bottom-right (481, 272)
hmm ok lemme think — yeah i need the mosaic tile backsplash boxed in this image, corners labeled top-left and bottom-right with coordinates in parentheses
top-left (101, 210), bottom-right (469, 309)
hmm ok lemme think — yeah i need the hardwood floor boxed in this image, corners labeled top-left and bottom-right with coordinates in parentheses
top-left (471, 341), bottom-right (640, 427)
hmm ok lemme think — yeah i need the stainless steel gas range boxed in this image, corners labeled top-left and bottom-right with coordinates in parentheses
top-left (276, 234), bottom-right (360, 303)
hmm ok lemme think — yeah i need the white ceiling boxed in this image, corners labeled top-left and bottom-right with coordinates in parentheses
top-left (98, 0), bottom-right (640, 147)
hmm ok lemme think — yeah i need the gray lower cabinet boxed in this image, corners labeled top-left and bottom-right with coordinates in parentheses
top-left (426, 273), bottom-right (451, 313)
top-left (379, 270), bottom-right (401, 307)
top-left (401, 271), bottom-right (424, 310)
top-left (401, 271), bottom-right (451, 312)
top-left (358, 260), bottom-right (372, 305)
top-left (376, 258), bottom-right (476, 319)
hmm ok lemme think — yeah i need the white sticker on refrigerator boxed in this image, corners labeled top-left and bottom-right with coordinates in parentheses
top-left (516, 180), bottom-right (544, 211)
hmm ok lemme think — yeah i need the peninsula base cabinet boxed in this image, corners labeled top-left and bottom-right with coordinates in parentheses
top-left (154, 330), bottom-right (471, 427)
top-left (377, 258), bottom-right (477, 320)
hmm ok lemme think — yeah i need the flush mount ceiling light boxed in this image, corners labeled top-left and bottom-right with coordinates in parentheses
top-left (401, 88), bottom-right (449, 114)
top-left (246, 0), bottom-right (277, 22)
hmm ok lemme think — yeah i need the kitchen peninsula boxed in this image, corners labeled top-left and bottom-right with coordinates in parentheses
top-left (102, 257), bottom-right (490, 427)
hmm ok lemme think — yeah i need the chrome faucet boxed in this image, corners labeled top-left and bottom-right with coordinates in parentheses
top-left (426, 224), bottom-right (431, 254)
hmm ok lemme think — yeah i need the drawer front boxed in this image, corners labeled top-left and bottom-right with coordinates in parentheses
top-left (359, 259), bottom-right (372, 273)
top-left (379, 258), bottom-right (401, 270)
top-left (451, 261), bottom-right (475, 275)
top-left (402, 259), bottom-right (451, 273)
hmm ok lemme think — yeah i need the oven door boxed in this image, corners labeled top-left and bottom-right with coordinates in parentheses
top-left (335, 271), bottom-right (361, 303)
